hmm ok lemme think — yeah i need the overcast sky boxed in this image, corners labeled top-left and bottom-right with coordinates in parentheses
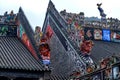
top-left (0, 0), bottom-right (120, 30)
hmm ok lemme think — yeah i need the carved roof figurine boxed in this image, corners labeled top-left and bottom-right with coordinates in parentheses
top-left (97, 3), bottom-right (102, 7)
top-left (97, 3), bottom-right (106, 17)
top-left (34, 26), bottom-right (43, 46)
top-left (80, 40), bottom-right (94, 55)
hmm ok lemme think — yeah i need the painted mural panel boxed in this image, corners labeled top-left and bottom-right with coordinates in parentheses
top-left (102, 29), bottom-right (110, 41)
top-left (111, 31), bottom-right (120, 42)
top-left (17, 24), bottom-right (38, 59)
top-left (84, 27), bottom-right (120, 43)
top-left (84, 28), bottom-right (94, 40)
top-left (94, 29), bottom-right (102, 40)
top-left (46, 25), bottom-right (53, 40)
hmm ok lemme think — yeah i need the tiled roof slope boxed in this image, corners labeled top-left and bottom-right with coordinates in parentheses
top-left (50, 74), bottom-right (69, 80)
top-left (91, 41), bottom-right (120, 64)
top-left (0, 37), bottom-right (44, 71)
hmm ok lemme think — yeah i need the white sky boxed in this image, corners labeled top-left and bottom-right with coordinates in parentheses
top-left (0, 0), bottom-right (120, 30)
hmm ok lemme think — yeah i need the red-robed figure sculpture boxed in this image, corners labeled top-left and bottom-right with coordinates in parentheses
top-left (80, 40), bottom-right (94, 55)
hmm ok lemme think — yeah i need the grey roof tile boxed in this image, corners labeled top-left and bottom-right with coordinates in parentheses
top-left (0, 37), bottom-right (44, 71)
top-left (91, 41), bottom-right (120, 64)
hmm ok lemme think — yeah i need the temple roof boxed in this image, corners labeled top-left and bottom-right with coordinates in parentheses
top-left (0, 37), bottom-right (44, 71)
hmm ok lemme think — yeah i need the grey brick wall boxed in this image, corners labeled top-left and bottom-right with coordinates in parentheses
top-left (49, 30), bottom-right (85, 78)
top-left (49, 32), bottom-right (70, 76)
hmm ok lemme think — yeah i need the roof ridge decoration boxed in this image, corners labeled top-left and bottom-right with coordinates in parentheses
top-left (42, 0), bottom-right (95, 77)
top-left (0, 10), bottom-right (17, 36)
